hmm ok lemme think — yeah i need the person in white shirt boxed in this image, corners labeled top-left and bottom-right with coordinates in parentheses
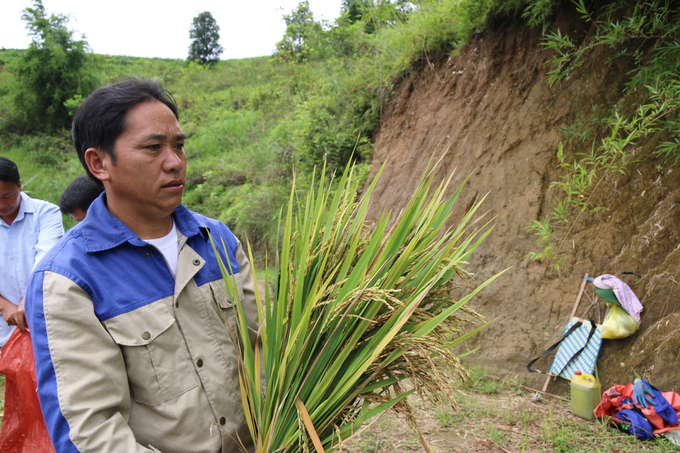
top-left (0, 156), bottom-right (64, 346)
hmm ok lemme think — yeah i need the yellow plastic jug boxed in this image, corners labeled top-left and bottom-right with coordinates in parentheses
top-left (570, 371), bottom-right (601, 420)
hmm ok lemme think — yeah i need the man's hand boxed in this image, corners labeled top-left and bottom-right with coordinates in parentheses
top-left (0, 296), bottom-right (27, 333)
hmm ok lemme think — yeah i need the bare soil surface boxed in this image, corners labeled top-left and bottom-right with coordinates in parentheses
top-left (342, 380), bottom-right (667, 452)
top-left (363, 5), bottom-right (680, 393)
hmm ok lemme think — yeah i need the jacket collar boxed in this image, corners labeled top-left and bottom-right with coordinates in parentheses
top-left (81, 193), bottom-right (205, 253)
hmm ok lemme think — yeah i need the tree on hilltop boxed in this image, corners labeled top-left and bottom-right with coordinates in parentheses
top-left (188, 12), bottom-right (224, 65)
top-left (275, 1), bottom-right (320, 63)
top-left (12, 0), bottom-right (97, 132)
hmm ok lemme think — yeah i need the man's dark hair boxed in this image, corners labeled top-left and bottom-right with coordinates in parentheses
top-left (0, 157), bottom-right (21, 186)
top-left (59, 175), bottom-right (105, 215)
top-left (71, 78), bottom-right (179, 181)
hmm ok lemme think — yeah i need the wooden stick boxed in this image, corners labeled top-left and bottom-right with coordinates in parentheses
top-left (579, 296), bottom-right (600, 321)
top-left (569, 273), bottom-right (589, 319)
top-left (541, 374), bottom-right (553, 393)
top-left (543, 273), bottom-right (589, 393)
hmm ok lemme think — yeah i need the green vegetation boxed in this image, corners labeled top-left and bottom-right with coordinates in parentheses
top-left (527, 218), bottom-right (565, 271)
top-left (9, 0), bottom-right (671, 269)
top-left (275, 1), bottom-right (319, 63)
top-left (188, 11), bottom-right (224, 64)
top-left (217, 159), bottom-right (501, 451)
top-left (0, 0), bottom-right (549, 262)
top-left (7, 0), bottom-right (98, 132)
top-left (528, 0), bottom-right (680, 269)
top-left (2, 0), bottom-right (680, 448)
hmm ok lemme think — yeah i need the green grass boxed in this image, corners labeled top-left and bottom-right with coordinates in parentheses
top-left (0, 52), bottom-right (307, 258)
top-left (540, 410), bottom-right (678, 452)
top-left (464, 365), bottom-right (504, 394)
top-left (486, 425), bottom-right (507, 448)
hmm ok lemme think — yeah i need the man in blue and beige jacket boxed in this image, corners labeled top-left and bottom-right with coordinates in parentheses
top-left (25, 79), bottom-right (259, 453)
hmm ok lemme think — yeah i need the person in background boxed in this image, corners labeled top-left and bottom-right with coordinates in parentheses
top-left (0, 156), bottom-right (64, 346)
top-left (26, 79), bottom-right (259, 453)
top-left (59, 175), bottom-right (104, 221)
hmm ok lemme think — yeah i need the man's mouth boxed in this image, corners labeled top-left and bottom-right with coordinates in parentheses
top-left (162, 180), bottom-right (184, 191)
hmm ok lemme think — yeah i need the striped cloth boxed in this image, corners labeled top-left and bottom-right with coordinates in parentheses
top-left (550, 318), bottom-right (602, 380)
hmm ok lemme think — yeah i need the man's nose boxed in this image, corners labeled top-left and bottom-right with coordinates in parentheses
top-left (162, 147), bottom-right (184, 172)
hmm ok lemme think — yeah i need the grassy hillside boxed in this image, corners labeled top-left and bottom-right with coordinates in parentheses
top-left (3, 0), bottom-right (676, 263)
top-left (0, 49), bottom-right (374, 254)
top-left (0, 0), bottom-right (527, 258)
top-left (0, 52), bottom-right (295, 243)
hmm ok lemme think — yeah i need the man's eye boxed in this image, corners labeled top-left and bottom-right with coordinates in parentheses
top-left (147, 144), bottom-right (161, 150)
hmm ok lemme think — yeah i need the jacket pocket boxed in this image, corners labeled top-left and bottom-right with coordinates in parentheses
top-left (104, 300), bottom-right (199, 406)
top-left (208, 276), bottom-right (246, 336)
top-left (209, 273), bottom-right (245, 309)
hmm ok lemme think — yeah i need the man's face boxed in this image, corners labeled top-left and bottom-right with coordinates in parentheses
top-left (0, 180), bottom-right (22, 224)
top-left (101, 101), bottom-right (186, 221)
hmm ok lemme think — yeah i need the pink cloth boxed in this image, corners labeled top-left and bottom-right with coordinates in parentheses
top-left (594, 274), bottom-right (643, 324)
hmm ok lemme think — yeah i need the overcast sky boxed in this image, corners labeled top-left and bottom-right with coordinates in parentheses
top-left (1, 0), bottom-right (343, 60)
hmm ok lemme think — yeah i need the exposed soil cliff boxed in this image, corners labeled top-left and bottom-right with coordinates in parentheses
top-left (364, 7), bottom-right (680, 392)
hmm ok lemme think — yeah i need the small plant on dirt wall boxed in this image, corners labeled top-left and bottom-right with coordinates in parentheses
top-left (544, 0), bottom-right (680, 171)
top-left (526, 218), bottom-right (565, 271)
top-left (528, 0), bottom-right (680, 267)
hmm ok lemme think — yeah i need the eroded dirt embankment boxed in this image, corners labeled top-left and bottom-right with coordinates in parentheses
top-left (364, 8), bottom-right (680, 391)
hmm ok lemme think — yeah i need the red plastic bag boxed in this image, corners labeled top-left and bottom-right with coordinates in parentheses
top-left (0, 328), bottom-right (55, 452)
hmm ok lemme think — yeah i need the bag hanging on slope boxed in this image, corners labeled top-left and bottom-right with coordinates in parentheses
top-left (600, 302), bottom-right (639, 339)
top-left (527, 317), bottom-right (602, 381)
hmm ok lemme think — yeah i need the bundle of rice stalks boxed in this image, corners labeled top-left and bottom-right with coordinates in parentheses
top-left (215, 160), bottom-right (505, 452)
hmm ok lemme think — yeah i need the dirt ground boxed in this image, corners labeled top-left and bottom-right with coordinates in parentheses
top-left (362, 4), bottom-right (680, 392)
top-left (341, 378), bottom-right (672, 453)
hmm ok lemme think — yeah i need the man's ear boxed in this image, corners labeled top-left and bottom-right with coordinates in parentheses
top-left (84, 148), bottom-right (111, 182)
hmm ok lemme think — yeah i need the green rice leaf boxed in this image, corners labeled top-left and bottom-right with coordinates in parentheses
top-left (212, 160), bottom-right (502, 452)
